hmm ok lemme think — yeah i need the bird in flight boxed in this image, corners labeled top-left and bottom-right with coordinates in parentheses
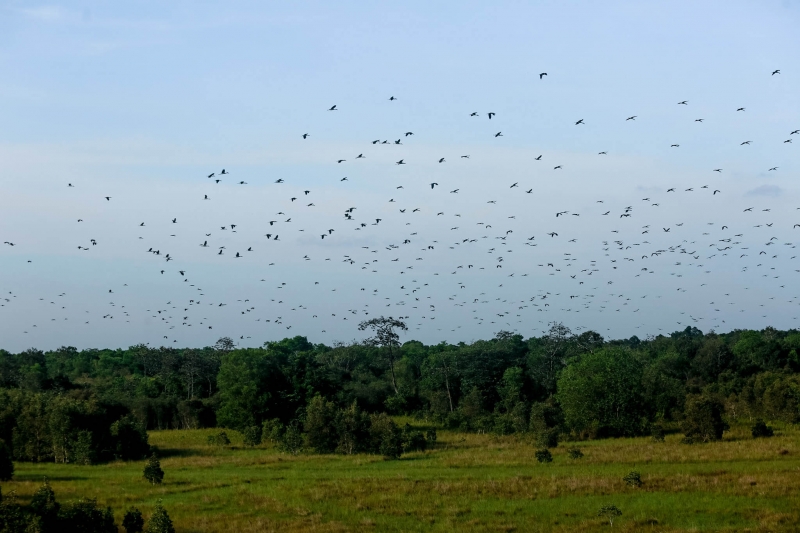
top-left (328, 105), bottom-right (337, 111)
top-left (772, 69), bottom-right (780, 75)
top-left (539, 72), bottom-right (547, 79)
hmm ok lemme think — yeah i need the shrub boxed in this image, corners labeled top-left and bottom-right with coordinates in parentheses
top-left (262, 419), bottom-right (285, 444)
top-left (650, 423), bottom-right (665, 442)
top-left (401, 424), bottom-right (427, 453)
top-left (0, 487), bottom-right (27, 532)
top-left (334, 402), bottom-right (370, 455)
top-left (58, 499), bottom-right (116, 533)
top-left (567, 447), bottom-right (584, 459)
top-left (535, 428), bottom-right (559, 449)
top-left (123, 507), bottom-right (145, 533)
top-left (207, 431), bottom-right (231, 446)
top-left (598, 505), bottom-right (622, 526)
top-left (241, 425), bottom-right (262, 447)
top-left (623, 471), bottom-right (642, 487)
top-left (144, 502), bottom-right (175, 533)
top-left (369, 413), bottom-right (403, 459)
top-left (29, 481), bottom-right (60, 531)
top-left (751, 419), bottom-right (774, 438)
top-left (425, 428), bottom-right (437, 445)
top-left (682, 394), bottom-right (729, 442)
top-left (0, 441), bottom-right (13, 481)
top-left (535, 449), bottom-right (553, 463)
top-left (143, 454), bottom-right (164, 485)
top-left (280, 421), bottom-right (303, 455)
top-left (110, 415), bottom-right (150, 460)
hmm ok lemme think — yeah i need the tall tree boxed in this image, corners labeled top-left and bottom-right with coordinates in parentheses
top-left (358, 317), bottom-right (407, 395)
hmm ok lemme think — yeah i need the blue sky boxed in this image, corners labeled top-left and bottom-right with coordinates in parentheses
top-left (1, 1), bottom-right (799, 350)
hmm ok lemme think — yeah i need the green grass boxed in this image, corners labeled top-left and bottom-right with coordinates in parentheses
top-left (5, 423), bottom-right (800, 532)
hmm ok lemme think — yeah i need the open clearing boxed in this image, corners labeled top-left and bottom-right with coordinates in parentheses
top-left (5, 422), bottom-right (800, 532)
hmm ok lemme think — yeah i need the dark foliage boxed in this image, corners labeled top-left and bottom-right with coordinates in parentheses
top-left (0, 441), bottom-right (13, 481)
top-left (0, 325), bottom-right (798, 461)
top-left (122, 507), bottom-right (145, 533)
top-left (535, 449), bottom-right (553, 463)
top-left (751, 419), bottom-right (774, 438)
top-left (143, 454), bottom-right (164, 485)
top-left (682, 394), bottom-right (729, 442)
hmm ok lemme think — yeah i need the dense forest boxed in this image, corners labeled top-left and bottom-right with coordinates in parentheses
top-left (1, 321), bottom-right (799, 465)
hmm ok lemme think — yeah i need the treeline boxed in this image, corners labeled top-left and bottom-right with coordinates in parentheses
top-left (1, 323), bottom-right (800, 462)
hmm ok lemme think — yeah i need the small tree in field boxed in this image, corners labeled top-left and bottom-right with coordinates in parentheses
top-left (145, 501), bottom-right (175, 533)
top-left (123, 507), bottom-right (145, 533)
top-left (682, 394), bottom-right (728, 442)
top-left (143, 454), bottom-right (164, 485)
top-left (598, 505), bottom-right (622, 526)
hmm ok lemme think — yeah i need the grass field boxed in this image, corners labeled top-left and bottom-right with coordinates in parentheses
top-left (5, 421), bottom-right (800, 532)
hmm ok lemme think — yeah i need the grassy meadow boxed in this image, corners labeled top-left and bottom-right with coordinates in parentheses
top-left (5, 421), bottom-right (800, 532)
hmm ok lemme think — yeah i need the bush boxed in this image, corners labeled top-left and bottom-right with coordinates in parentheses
top-left (0, 488), bottom-right (28, 533)
top-left (567, 447), bottom-right (584, 459)
top-left (535, 428), bottom-right (559, 449)
top-left (262, 419), bottom-right (285, 444)
top-left (623, 471), bottom-right (642, 487)
top-left (650, 423), bottom-right (665, 442)
top-left (110, 415), bottom-right (150, 460)
top-left (535, 449), bottom-right (553, 463)
top-left (304, 396), bottom-right (338, 453)
top-left (143, 454), bottom-right (164, 485)
top-left (0, 441), bottom-right (13, 481)
top-left (207, 431), bottom-right (231, 446)
top-left (279, 421), bottom-right (303, 455)
top-left (29, 481), bottom-right (60, 531)
top-left (682, 395), bottom-right (729, 442)
top-left (241, 425), bottom-right (262, 447)
top-left (144, 502), bottom-right (175, 533)
top-left (334, 402), bottom-right (370, 455)
top-left (401, 424), bottom-right (427, 453)
top-left (58, 499), bottom-right (116, 533)
top-left (751, 419), bottom-right (774, 438)
top-left (369, 413), bottom-right (403, 459)
top-left (425, 428), bottom-right (437, 445)
top-left (122, 507), bottom-right (145, 533)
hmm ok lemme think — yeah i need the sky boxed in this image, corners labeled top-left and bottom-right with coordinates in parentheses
top-left (1, 0), bottom-right (799, 351)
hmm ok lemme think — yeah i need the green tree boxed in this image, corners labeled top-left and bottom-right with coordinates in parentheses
top-left (303, 395), bottom-right (338, 453)
top-left (143, 454), bottom-right (164, 485)
top-left (216, 349), bottom-right (268, 430)
top-left (122, 507), bottom-right (145, 533)
top-left (110, 415), bottom-right (150, 460)
top-left (682, 394), bottom-right (728, 442)
top-left (144, 502), bottom-right (175, 533)
top-left (359, 316), bottom-right (408, 395)
top-left (557, 347), bottom-right (646, 437)
top-left (334, 402), bottom-right (370, 455)
top-left (29, 480), bottom-right (60, 531)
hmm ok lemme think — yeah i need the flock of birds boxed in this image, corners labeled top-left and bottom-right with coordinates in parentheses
top-left (2, 69), bottom-right (798, 348)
